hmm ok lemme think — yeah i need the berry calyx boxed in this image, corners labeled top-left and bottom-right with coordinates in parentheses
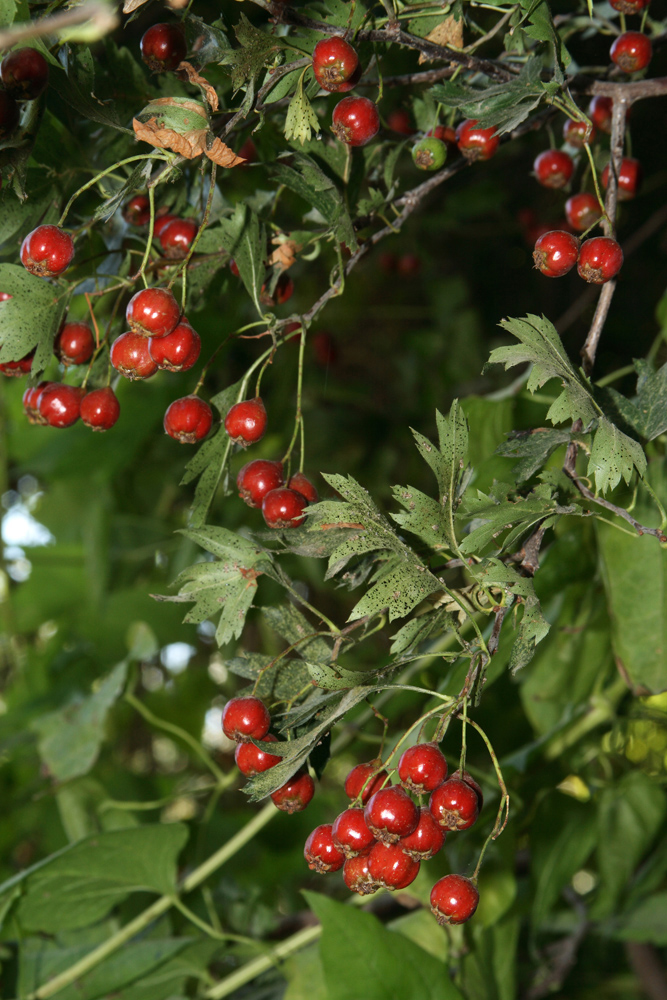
top-left (577, 236), bottom-right (624, 283)
top-left (364, 786), bottom-right (419, 844)
top-left (123, 195), bottom-right (151, 227)
top-left (288, 472), bottom-right (318, 504)
top-left (224, 397), bottom-right (267, 446)
top-left (126, 287), bottom-right (181, 339)
top-left (21, 225), bottom-right (74, 278)
top-left (368, 841), bottom-right (420, 890)
top-left (565, 192), bottom-right (603, 232)
top-left (344, 761), bottom-right (389, 804)
top-left (304, 824), bottom-right (345, 873)
top-left (1, 48), bottom-right (49, 101)
top-left (0, 351), bottom-right (34, 376)
top-left (533, 230), bottom-right (580, 278)
top-left (533, 149), bottom-right (574, 189)
top-left (562, 118), bottom-right (596, 148)
top-left (222, 696), bottom-right (271, 743)
top-left (430, 874), bottom-right (479, 925)
top-left (332, 808), bottom-right (376, 858)
top-left (80, 387), bottom-right (120, 431)
top-left (262, 487), bottom-right (308, 529)
top-left (237, 459), bottom-right (284, 508)
top-left (343, 853), bottom-right (380, 895)
top-left (610, 32), bottom-right (652, 73)
top-left (601, 157), bottom-right (642, 200)
top-left (164, 395), bottom-right (213, 444)
top-left (412, 136), bottom-right (447, 171)
top-left (38, 382), bottom-right (84, 428)
top-left (312, 36), bottom-right (359, 92)
top-left (110, 331), bottom-right (159, 380)
top-left (55, 322), bottom-right (95, 366)
top-left (0, 89), bottom-right (19, 138)
top-left (332, 96), bottom-right (380, 147)
top-left (455, 119), bottom-right (499, 162)
top-left (399, 743), bottom-right (448, 794)
top-left (148, 320), bottom-right (201, 372)
top-left (429, 776), bottom-right (480, 831)
top-left (588, 96), bottom-right (613, 134)
top-left (235, 733), bottom-right (282, 776)
top-left (140, 23), bottom-right (187, 73)
top-left (271, 771), bottom-right (315, 813)
top-left (398, 807), bottom-right (445, 861)
top-left (159, 217), bottom-right (198, 259)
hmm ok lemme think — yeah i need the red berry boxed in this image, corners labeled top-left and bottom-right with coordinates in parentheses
top-left (262, 487), bottom-right (308, 529)
top-left (343, 853), bottom-right (380, 895)
top-left (304, 824), bottom-right (345, 873)
top-left (565, 192), bottom-right (603, 232)
top-left (451, 769), bottom-right (484, 811)
top-left (455, 119), bottom-right (499, 162)
top-left (398, 743), bottom-right (448, 795)
top-left (368, 841), bottom-right (420, 890)
top-left (164, 395), bottom-right (213, 444)
top-left (0, 89), bottom-right (19, 138)
top-left (1, 48), bottom-right (49, 101)
top-left (238, 137), bottom-right (257, 164)
top-left (427, 124), bottom-right (457, 149)
top-left (271, 771), bottom-right (315, 813)
top-left (229, 259), bottom-right (240, 278)
top-left (110, 332), bottom-right (158, 380)
top-left (21, 225), bottom-right (74, 278)
top-left (533, 230), bottom-right (580, 278)
top-left (601, 157), bottom-right (642, 201)
top-left (38, 382), bottom-right (83, 428)
top-left (237, 459), bottom-right (284, 508)
top-left (126, 287), bottom-right (180, 339)
top-left (610, 32), bottom-right (652, 72)
top-left (398, 807), bottom-right (445, 861)
top-left (562, 118), bottom-right (596, 147)
top-left (533, 149), bottom-right (574, 189)
top-left (235, 733), bottom-right (282, 776)
top-left (222, 696), bottom-right (271, 743)
top-left (148, 320), bottom-right (200, 372)
top-left (312, 331), bottom-right (338, 367)
top-left (332, 808), bottom-right (376, 858)
top-left (610, 0), bottom-right (649, 13)
top-left (577, 236), bottom-right (623, 283)
top-left (23, 381), bottom-right (49, 424)
top-left (224, 397), bottom-right (267, 446)
top-left (344, 761), bottom-right (389, 804)
top-left (364, 786), bottom-right (419, 844)
top-left (153, 212), bottom-right (177, 237)
top-left (80, 387), bottom-right (120, 431)
top-left (140, 23), bottom-right (187, 73)
top-left (0, 292), bottom-right (12, 301)
top-left (0, 351), bottom-right (34, 376)
top-left (274, 273), bottom-right (294, 305)
top-left (588, 96), bottom-right (613, 134)
top-left (123, 195), bottom-right (151, 226)
top-left (429, 777), bottom-right (480, 831)
top-left (55, 322), bottom-right (95, 366)
top-left (159, 218), bottom-right (198, 259)
top-left (430, 874), bottom-right (479, 925)
top-left (312, 36), bottom-right (359, 92)
top-left (288, 472), bottom-right (318, 504)
top-left (332, 96), bottom-right (380, 147)
top-left (386, 108), bottom-right (414, 136)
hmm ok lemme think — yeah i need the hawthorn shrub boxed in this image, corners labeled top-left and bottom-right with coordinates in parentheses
top-left (0, 0), bottom-right (666, 997)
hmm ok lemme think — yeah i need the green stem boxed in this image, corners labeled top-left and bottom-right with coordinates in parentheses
top-left (58, 155), bottom-right (161, 228)
top-left (281, 323), bottom-right (306, 470)
top-left (168, 162), bottom-right (218, 308)
top-left (205, 924), bottom-right (322, 999)
top-left (137, 186), bottom-right (156, 290)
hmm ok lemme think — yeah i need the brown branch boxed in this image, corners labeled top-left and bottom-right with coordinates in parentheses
top-left (625, 943), bottom-right (667, 1000)
top-left (487, 606), bottom-right (508, 656)
top-left (0, 0), bottom-right (117, 50)
top-left (526, 889), bottom-right (590, 1000)
top-left (580, 279), bottom-right (617, 375)
top-left (588, 75), bottom-right (667, 103)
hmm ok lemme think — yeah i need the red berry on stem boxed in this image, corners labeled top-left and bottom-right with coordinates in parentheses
top-left (262, 487), bottom-right (308, 529)
top-left (386, 108), bottom-right (414, 136)
top-left (429, 776), bottom-right (480, 831)
top-left (271, 771), bottom-right (315, 813)
top-left (562, 118), bottom-right (596, 148)
top-left (21, 225), bottom-right (74, 278)
top-left (345, 761), bottom-right (389, 804)
top-left (23, 381), bottom-right (49, 424)
top-left (304, 824), bottom-right (345, 873)
top-left (148, 320), bottom-right (200, 372)
top-left (588, 96), bottom-right (613, 134)
top-left (126, 287), bottom-right (181, 339)
top-left (451, 769), bottom-right (484, 810)
top-left (1, 48), bottom-right (49, 101)
top-left (0, 351), bottom-right (34, 376)
top-left (237, 459), bottom-right (284, 508)
top-left (222, 696), bottom-right (271, 743)
top-left (123, 195), bottom-right (151, 227)
top-left (610, 32), bottom-right (652, 73)
top-left (601, 157), bottom-right (642, 200)
top-left (455, 119), bottom-right (499, 161)
top-left (140, 23), bottom-right (187, 73)
top-left (164, 395), bottom-right (213, 444)
top-left (55, 322), bottom-right (95, 366)
top-left (0, 89), bottom-right (19, 138)
top-left (610, 0), bottom-right (649, 13)
top-left (159, 218), bottom-right (198, 259)
top-left (533, 230), bottom-right (580, 278)
top-left (533, 149), bottom-right (574, 189)
top-left (312, 36), bottom-right (359, 92)
top-left (235, 733), bottom-right (282, 776)
top-left (224, 397), bottom-right (267, 446)
top-left (332, 96), bottom-right (380, 147)
top-left (343, 853), bottom-right (380, 895)
top-left (38, 383), bottom-right (83, 428)
top-left (332, 808), bottom-right (376, 858)
top-left (288, 472), bottom-right (318, 504)
top-left (577, 236), bottom-right (623, 283)
top-left (110, 331), bottom-right (159, 380)
top-left (153, 212), bottom-right (177, 237)
top-left (430, 874), bottom-right (479, 925)
top-left (398, 807), bottom-right (445, 861)
top-left (365, 786), bottom-right (419, 844)
top-left (80, 387), bottom-right (120, 431)
top-left (368, 841), bottom-right (420, 890)
top-left (398, 742), bottom-right (448, 795)
top-left (565, 192), bottom-right (603, 232)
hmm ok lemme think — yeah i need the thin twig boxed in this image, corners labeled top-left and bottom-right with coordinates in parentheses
top-left (580, 279), bottom-right (617, 375)
top-left (0, 0), bottom-right (117, 50)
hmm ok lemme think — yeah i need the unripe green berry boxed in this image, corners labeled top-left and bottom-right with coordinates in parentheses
top-left (412, 136), bottom-right (447, 172)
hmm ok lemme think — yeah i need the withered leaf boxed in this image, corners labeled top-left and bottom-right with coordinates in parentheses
top-left (132, 117), bottom-right (208, 158)
top-left (206, 138), bottom-right (246, 168)
top-left (268, 237), bottom-right (301, 271)
top-left (178, 61), bottom-right (219, 112)
top-left (419, 16), bottom-right (464, 63)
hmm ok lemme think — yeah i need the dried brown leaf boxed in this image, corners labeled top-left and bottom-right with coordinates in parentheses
top-left (132, 117), bottom-right (208, 158)
top-left (122, 0), bottom-right (150, 12)
top-left (418, 16), bottom-right (464, 63)
top-left (205, 138), bottom-right (246, 168)
top-left (268, 238), bottom-right (301, 271)
top-left (178, 61), bottom-right (219, 112)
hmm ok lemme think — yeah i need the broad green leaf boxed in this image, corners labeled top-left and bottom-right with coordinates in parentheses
top-left (389, 607), bottom-right (458, 657)
top-left (430, 59), bottom-right (546, 134)
top-left (517, 0), bottom-right (570, 75)
top-left (531, 800), bottom-right (596, 930)
top-left (496, 428), bottom-right (571, 482)
top-left (226, 650), bottom-right (311, 702)
top-left (305, 660), bottom-right (373, 690)
top-left (391, 485), bottom-right (450, 551)
top-left (587, 417), bottom-right (646, 494)
top-left (612, 893), bottom-right (667, 945)
top-left (49, 62), bottom-right (131, 133)
top-left (227, 14), bottom-right (285, 90)
top-left (269, 154), bottom-right (357, 250)
top-left (349, 554), bottom-right (441, 623)
top-left (212, 204), bottom-right (264, 313)
top-left (633, 358), bottom-right (667, 440)
top-left (477, 559), bottom-right (550, 671)
top-left (284, 943), bottom-right (328, 1000)
top-left (0, 0), bottom-right (16, 28)
top-left (460, 481), bottom-right (575, 556)
top-left (0, 263), bottom-right (67, 375)
top-left (284, 75), bottom-right (320, 145)
top-left (263, 603), bottom-right (332, 664)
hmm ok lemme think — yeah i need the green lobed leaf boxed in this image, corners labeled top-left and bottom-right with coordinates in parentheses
top-left (612, 893), bottom-right (667, 945)
top-left (349, 554), bottom-right (442, 623)
top-left (284, 75), bottom-right (320, 146)
top-left (391, 485), bottom-right (450, 552)
top-left (430, 59), bottom-right (546, 134)
top-left (633, 358), bottom-right (667, 440)
top-left (496, 428), bottom-right (572, 482)
top-left (477, 559), bottom-right (550, 671)
top-left (226, 651), bottom-right (311, 703)
top-left (262, 603), bottom-right (332, 664)
top-left (531, 800), bottom-right (596, 931)
top-left (212, 204), bottom-right (264, 313)
top-left (587, 416), bottom-right (646, 494)
top-left (389, 606), bottom-right (458, 656)
top-left (269, 153), bottom-right (358, 250)
top-left (0, 263), bottom-right (67, 374)
top-left (227, 13), bottom-right (286, 90)
top-left (459, 481), bottom-right (576, 555)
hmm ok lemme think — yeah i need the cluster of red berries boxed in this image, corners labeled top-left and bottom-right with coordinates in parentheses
top-left (533, 232), bottom-right (623, 283)
top-left (304, 745), bottom-right (482, 926)
top-left (222, 695), bottom-right (316, 813)
top-left (123, 196), bottom-right (199, 260)
top-left (0, 47), bottom-right (49, 142)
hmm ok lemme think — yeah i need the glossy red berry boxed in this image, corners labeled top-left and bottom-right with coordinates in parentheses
top-left (429, 777), bottom-right (480, 831)
top-left (610, 0), bottom-right (649, 13)
top-left (148, 320), bottom-right (200, 372)
top-left (222, 696), bottom-right (271, 743)
top-left (21, 225), bottom-right (74, 278)
top-left (0, 350), bottom-right (34, 376)
top-left (386, 108), bottom-right (414, 136)
top-left (288, 472), bottom-right (318, 504)
top-left (332, 808), bottom-right (376, 858)
top-left (304, 824), bottom-right (345, 873)
top-left (126, 287), bottom-right (180, 339)
top-left (364, 786), bottom-right (419, 844)
top-left (332, 96), bottom-right (380, 147)
top-left (110, 331), bottom-right (158, 380)
top-left (565, 192), bottom-right (603, 232)
top-left (23, 381), bottom-right (49, 424)
top-left (235, 733), bottom-right (282, 776)
top-left (343, 853), bottom-right (380, 895)
top-left (588, 96), bottom-right (613, 134)
top-left (412, 136), bottom-right (447, 171)
top-left (271, 771), bottom-right (315, 813)
top-left (601, 157), bottom-right (642, 201)
top-left (577, 237), bottom-right (623, 283)
top-left (55, 322), bottom-right (95, 366)
top-left (533, 230), bottom-right (580, 278)
top-left (610, 32), bottom-right (652, 72)
top-left (159, 218), bottom-right (198, 259)
top-left (533, 149), bottom-right (574, 189)
top-left (229, 259), bottom-right (240, 278)
top-left (164, 395), bottom-right (213, 444)
top-left (368, 841), bottom-right (420, 890)
top-left (451, 769), bottom-right (484, 811)
top-left (398, 742), bottom-right (448, 794)
top-left (344, 761), bottom-right (389, 804)
top-left (398, 807), bottom-right (445, 861)
top-left (274, 273), bottom-right (294, 305)
top-left (312, 36), bottom-right (359, 92)
top-left (427, 124), bottom-right (457, 148)
top-left (1, 48), bottom-right (49, 101)
top-left (430, 874), bottom-right (479, 925)
top-left (153, 212), bottom-right (177, 237)
top-left (562, 118), bottom-right (596, 147)
top-left (224, 397), bottom-right (267, 446)
top-left (80, 387), bottom-right (120, 431)
top-left (123, 195), bottom-right (151, 226)
top-left (0, 292), bottom-right (12, 301)
top-left (38, 382), bottom-right (83, 428)
top-left (238, 137), bottom-right (257, 164)
top-left (262, 487), bottom-right (308, 529)
top-left (0, 89), bottom-right (19, 138)
top-left (455, 119), bottom-right (499, 162)
top-left (237, 459), bottom-right (284, 508)
top-left (140, 23), bottom-right (187, 73)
